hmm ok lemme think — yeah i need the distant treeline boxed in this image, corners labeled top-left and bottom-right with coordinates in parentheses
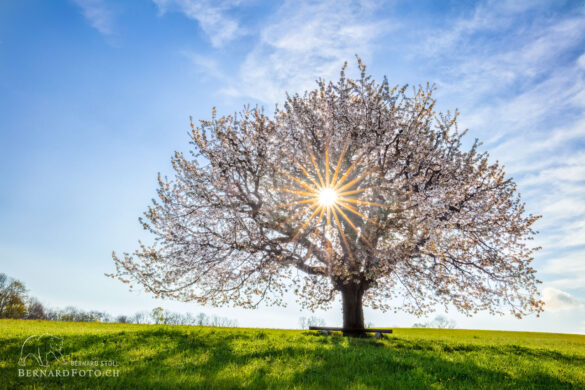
top-left (0, 273), bottom-right (237, 327)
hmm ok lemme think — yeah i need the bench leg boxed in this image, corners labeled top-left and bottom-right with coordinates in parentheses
top-left (375, 332), bottom-right (383, 339)
top-left (320, 330), bottom-right (330, 336)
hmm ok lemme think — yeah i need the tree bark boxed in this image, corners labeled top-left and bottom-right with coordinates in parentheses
top-left (341, 284), bottom-right (365, 336)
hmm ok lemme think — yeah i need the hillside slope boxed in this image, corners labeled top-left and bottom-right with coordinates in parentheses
top-left (1, 320), bottom-right (584, 389)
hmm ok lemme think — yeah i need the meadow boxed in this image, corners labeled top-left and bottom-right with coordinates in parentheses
top-left (0, 319), bottom-right (584, 389)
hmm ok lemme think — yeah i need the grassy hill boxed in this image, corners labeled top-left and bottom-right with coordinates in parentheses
top-left (0, 320), bottom-right (584, 389)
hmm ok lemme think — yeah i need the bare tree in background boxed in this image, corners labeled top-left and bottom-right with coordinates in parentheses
top-left (130, 311), bottom-right (150, 324)
top-left (110, 58), bottom-right (543, 335)
top-left (25, 298), bottom-right (46, 320)
top-left (299, 316), bottom-right (326, 329)
top-left (413, 315), bottom-right (456, 329)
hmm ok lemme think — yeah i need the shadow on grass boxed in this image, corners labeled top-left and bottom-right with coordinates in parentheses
top-left (1, 328), bottom-right (582, 389)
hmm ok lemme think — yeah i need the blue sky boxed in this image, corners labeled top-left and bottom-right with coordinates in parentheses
top-left (1, 0), bottom-right (585, 333)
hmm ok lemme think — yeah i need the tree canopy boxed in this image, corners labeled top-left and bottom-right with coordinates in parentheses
top-left (110, 59), bottom-right (543, 330)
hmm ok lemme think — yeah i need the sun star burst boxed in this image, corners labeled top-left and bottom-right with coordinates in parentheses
top-left (317, 187), bottom-right (338, 207)
top-left (272, 143), bottom-right (391, 260)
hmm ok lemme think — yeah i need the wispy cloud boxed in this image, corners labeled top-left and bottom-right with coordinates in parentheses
top-left (423, 0), bottom-right (544, 58)
top-left (428, 8), bottom-right (585, 139)
top-left (181, 52), bottom-right (225, 80)
top-left (72, 0), bottom-right (114, 36)
top-left (153, 0), bottom-right (245, 47)
top-left (542, 287), bottom-right (584, 312)
top-left (222, 0), bottom-right (392, 102)
top-left (542, 250), bottom-right (585, 290)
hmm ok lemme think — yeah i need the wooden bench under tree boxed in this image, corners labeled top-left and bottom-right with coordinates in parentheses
top-left (309, 326), bottom-right (393, 338)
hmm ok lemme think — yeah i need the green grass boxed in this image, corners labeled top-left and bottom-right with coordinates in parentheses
top-left (1, 320), bottom-right (584, 389)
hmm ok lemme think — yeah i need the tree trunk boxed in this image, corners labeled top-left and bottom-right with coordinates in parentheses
top-left (341, 284), bottom-right (365, 336)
